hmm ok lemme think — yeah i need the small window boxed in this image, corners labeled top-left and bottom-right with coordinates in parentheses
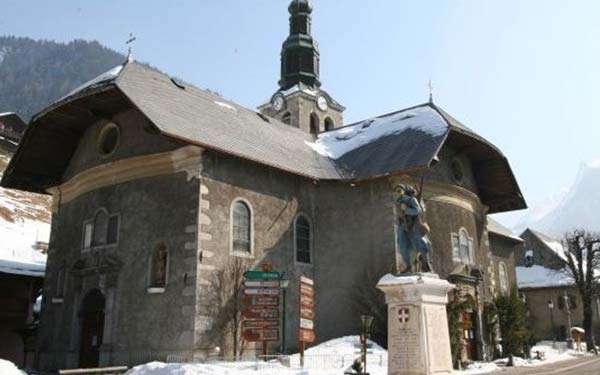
top-left (458, 228), bottom-right (473, 264)
top-left (310, 113), bottom-right (319, 134)
top-left (295, 215), bottom-right (312, 264)
top-left (232, 200), bottom-right (252, 254)
top-left (451, 159), bottom-right (464, 183)
top-left (56, 266), bottom-right (66, 298)
top-left (107, 215), bottom-right (119, 245)
top-left (558, 296), bottom-right (565, 310)
top-left (92, 210), bottom-right (109, 246)
top-left (499, 262), bottom-right (509, 295)
top-left (451, 233), bottom-right (460, 262)
top-left (569, 295), bottom-right (577, 309)
top-left (324, 117), bottom-right (334, 131)
top-left (82, 221), bottom-right (93, 250)
top-left (150, 243), bottom-right (168, 288)
top-left (98, 122), bottom-right (120, 155)
top-left (282, 112), bottom-right (291, 125)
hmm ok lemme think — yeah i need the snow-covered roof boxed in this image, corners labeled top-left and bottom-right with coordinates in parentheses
top-left (3, 62), bottom-right (526, 213)
top-left (487, 217), bottom-right (524, 243)
top-left (0, 245), bottom-right (46, 277)
top-left (516, 265), bottom-right (573, 289)
top-left (529, 229), bottom-right (567, 262)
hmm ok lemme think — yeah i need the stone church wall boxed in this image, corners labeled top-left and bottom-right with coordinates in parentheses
top-left (38, 109), bottom-right (202, 370)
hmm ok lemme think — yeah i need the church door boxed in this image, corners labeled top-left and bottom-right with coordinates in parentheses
top-left (79, 289), bottom-right (105, 368)
top-left (462, 311), bottom-right (477, 360)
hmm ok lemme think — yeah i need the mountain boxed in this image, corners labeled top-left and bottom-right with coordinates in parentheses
top-left (510, 160), bottom-right (600, 237)
top-left (0, 36), bottom-right (126, 121)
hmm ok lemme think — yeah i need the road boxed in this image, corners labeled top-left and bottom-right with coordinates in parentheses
top-left (498, 356), bottom-right (600, 374)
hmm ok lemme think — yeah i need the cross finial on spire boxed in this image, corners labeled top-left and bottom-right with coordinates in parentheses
top-left (126, 33), bottom-right (136, 63)
top-left (428, 79), bottom-right (434, 103)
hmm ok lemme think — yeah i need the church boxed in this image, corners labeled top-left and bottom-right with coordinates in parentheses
top-left (1, 0), bottom-right (526, 370)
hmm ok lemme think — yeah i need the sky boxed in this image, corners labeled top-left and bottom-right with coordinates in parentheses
top-left (1, 0), bottom-right (600, 226)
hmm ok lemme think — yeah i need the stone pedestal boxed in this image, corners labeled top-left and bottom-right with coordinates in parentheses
top-left (377, 274), bottom-right (455, 375)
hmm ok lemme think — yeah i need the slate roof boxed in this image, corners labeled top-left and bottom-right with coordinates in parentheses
top-left (487, 217), bottom-right (524, 243)
top-left (1, 61), bottom-right (526, 213)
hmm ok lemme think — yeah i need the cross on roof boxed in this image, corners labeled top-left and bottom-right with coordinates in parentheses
top-left (428, 79), bottom-right (434, 103)
top-left (126, 33), bottom-right (136, 62)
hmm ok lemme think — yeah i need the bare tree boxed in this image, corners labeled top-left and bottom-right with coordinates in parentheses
top-left (560, 230), bottom-right (600, 351)
top-left (208, 257), bottom-right (252, 359)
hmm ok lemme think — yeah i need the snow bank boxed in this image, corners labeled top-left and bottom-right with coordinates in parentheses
top-left (516, 265), bottom-right (573, 288)
top-left (0, 359), bottom-right (26, 375)
top-left (305, 106), bottom-right (447, 159)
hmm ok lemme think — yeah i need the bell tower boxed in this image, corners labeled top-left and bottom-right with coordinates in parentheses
top-left (259, 0), bottom-right (345, 135)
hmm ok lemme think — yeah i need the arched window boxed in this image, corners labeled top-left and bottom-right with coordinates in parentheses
top-left (282, 112), bottom-right (291, 125)
top-left (499, 262), bottom-right (509, 295)
top-left (231, 200), bottom-right (252, 254)
top-left (150, 243), bottom-right (168, 288)
top-left (92, 210), bottom-right (109, 246)
top-left (310, 113), bottom-right (319, 135)
top-left (295, 215), bottom-right (312, 264)
top-left (324, 117), bottom-right (334, 131)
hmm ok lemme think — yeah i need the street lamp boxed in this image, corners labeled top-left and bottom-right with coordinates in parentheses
top-left (563, 291), bottom-right (574, 349)
top-left (547, 300), bottom-right (556, 343)
top-left (360, 315), bottom-right (374, 375)
top-left (279, 278), bottom-right (290, 354)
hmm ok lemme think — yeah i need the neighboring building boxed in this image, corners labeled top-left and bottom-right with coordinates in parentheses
top-left (1, 0), bottom-right (526, 370)
top-left (517, 229), bottom-right (600, 343)
top-left (0, 112), bottom-right (26, 149)
top-left (0, 243), bottom-right (46, 369)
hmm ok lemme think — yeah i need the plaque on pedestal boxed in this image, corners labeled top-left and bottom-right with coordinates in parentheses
top-left (377, 274), bottom-right (454, 375)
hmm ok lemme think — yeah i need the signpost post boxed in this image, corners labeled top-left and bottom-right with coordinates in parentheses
top-left (298, 275), bottom-right (316, 368)
top-left (241, 268), bottom-right (281, 360)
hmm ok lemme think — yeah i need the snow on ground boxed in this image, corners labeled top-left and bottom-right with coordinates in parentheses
top-left (516, 265), bottom-right (574, 288)
top-left (127, 339), bottom-right (583, 375)
top-left (305, 106), bottom-right (447, 159)
top-left (0, 359), bottom-right (26, 375)
top-left (0, 149), bottom-right (51, 276)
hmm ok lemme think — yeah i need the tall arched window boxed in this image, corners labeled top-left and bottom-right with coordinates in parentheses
top-left (150, 243), bottom-right (168, 288)
top-left (499, 261), bottom-right (509, 295)
top-left (295, 215), bottom-right (312, 264)
top-left (232, 200), bottom-right (252, 254)
top-left (324, 117), bottom-right (334, 131)
top-left (92, 210), bottom-right (109, 246)
top-left (310, 113), bottom-right (319, 135)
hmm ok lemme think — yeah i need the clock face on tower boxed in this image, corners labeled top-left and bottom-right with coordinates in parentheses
top-left (317, 95), bottom-right (328, 111)
top-left (272, 94), bottom-right (285, 111)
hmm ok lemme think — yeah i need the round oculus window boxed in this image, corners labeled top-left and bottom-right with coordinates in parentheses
top-left (98, 122), bottom-right (120, 155)
top-left (451, 159), bottom-right (464, 183)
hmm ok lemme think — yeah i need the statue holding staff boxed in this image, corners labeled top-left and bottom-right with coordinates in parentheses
top-left (393, 183), bottom-right (434, 274)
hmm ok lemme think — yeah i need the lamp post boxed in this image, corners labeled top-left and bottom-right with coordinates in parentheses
top-left (548, 300), bottom-right (556, 343)
top-left (564, 291), bottom-right (574, 349)
top-left (279, 278), bottom-right (290, 354)
top-left (360, 315), bottom-right (374, 375)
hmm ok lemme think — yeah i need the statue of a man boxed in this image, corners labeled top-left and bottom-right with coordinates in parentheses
top-left (393, 184), bottom-right (434, 274)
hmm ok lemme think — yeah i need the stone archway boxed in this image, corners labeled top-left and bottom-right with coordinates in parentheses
top-left (79, 289), bottom-right (105, 368)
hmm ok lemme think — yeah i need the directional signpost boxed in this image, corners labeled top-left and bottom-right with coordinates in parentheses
top-left (241, 267), bottom-right (281, 359)
top-left (298, 275), bottom-right (316, 367)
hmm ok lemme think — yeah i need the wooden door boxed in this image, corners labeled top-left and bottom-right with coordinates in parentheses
top-left (79, 311), bottom-right (104, 368)
top-left (462, 312), bottom-right (477, 360)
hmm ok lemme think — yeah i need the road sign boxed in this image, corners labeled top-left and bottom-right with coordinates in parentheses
top-left (243, 288), bottom-right (279, 296)
top-left (244, 271), bottom-right (281, 280)
top-left (300, 318), bottom-right (314, 330)
top-left (243, 280), bottom-right (281, 288)
top-left (299, 328), bottom-right (316, 343)
top-left (243, 295), bottom-right (279, 306)
top-left (300, 307), bottom-right (315, 320)
top-left (298, 276), bottom-right (316, 344)
top-left (242, 328), bottom-right (279, 342)
top-left (243, 319), bottom-right (280, 329)
top-left (242, 306), bottom-right (279, 320)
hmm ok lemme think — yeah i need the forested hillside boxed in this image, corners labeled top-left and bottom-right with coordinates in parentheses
top-left (0, 36), bottom-right (125, 121)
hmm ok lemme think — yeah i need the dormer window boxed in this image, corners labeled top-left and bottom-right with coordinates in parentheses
top-left (98, 122), bottom-right (120, 156)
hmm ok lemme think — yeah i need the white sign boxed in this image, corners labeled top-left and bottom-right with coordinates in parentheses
top-left (244, 280), bottom-right (280, 288)
top-left (300, 318), bottom-right (314, 330)
top-left (243, 288), bottom-right (279, 296)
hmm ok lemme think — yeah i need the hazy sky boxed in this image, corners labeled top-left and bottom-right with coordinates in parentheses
top-left (2, 0), bottom-right (599, 223)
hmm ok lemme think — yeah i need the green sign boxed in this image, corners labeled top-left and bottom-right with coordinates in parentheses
top-left (244, 271), bottom-right (281, 280)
